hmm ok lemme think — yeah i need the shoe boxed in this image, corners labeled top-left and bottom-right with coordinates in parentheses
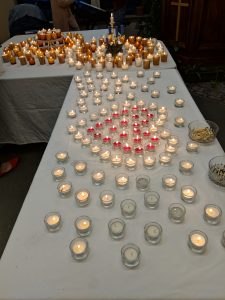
top-left (0, 157), bottom-right (19, 177)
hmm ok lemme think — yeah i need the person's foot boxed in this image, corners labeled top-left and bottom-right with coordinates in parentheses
top-left (0, 157), bottom-right (19, 177)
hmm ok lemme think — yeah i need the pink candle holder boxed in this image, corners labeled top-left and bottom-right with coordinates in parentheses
top-left (142, 130), bottom-right (151, 139)
top-left (113, 140), bottom-right (122, 149)
top-left (123, 143), bottom-right (132, 154)
top-left (135, 146), bottom-right (144, 155)
top-left (133, 128), bottom-right (141, 135)
top-left (146, 113), bottom-right (154, 120)
top-left (95, 122), bottom-right (104, 130)
top-left (112, 111), bottom-right (120, 119)
top-left (104, 117), bottom-right (113, 126)
top-left (133, 135), bottom-right (142, 144)
top-left (145, 143), bottom-right (156, 152)
top-left (141, 107), bottom-right (148, 115)
top-left (132, 114), bottom-right (139, 120)
top-left (93, 132), bottom-right (102, 140)
top-left (120, 118), bottom-right (129, 127)
top-left (132, 122), bottom-right (140, 129)
top-left (120, 131), bottom-right (129, 140)
top-left (121, 108), bottom-right (129, 116)
top-left (87, 127), bottom-right (95, 135)
top-left (109, 125), bottom-right (117, 134)
top-left (132, 105), bottom-right (139, 112)
top-left (151, 135), bottom-right (160, 146)
top-left (141, 119), bottom-right (149, 127)
top-left (102, 135), bottom-right (112, 145)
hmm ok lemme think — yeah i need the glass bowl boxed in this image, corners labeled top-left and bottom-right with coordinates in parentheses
top-left (188, 120), bottom-right (219, 144)
top-left (208, 156), bottom-right (225, 187)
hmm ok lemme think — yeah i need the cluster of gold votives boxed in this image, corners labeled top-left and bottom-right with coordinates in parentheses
top-left (2, 26), bottom-right (168, 68)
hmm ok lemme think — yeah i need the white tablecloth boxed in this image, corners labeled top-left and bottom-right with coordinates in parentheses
top-left (0, 31), bottom-right (176, 144)
top-left (0, 69), bottom-right (224, 300)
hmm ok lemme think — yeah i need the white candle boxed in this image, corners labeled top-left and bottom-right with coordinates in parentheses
top-left (186, 141), bottom-right (199, 152)
top-left (108, 218), bottom-right (125, 238)
top-left (188, 230), bottom-right (208, 254)
top-left (100, 190), bottom-right (114, 208)
top-left (121, 243), bottom-right (140, 268)
top-left (143, 155), bottom-right (156, 169)
top-left (162, 175), bottom-right (177, 190)
top-left (130, 81), bottom-right (137, 89)
top-left (70, 238), bottom-right (89, 260)
top-left (151, 89), bottom-right (160, 98)
top-left (100, 150), bottom-right (111, 162)
top-left (74, 161), bottom-right (87, 175)
top-left (55, 151), bottom-right (68, 163)
top-left (160, 128), bottom-right (171, 139)
top-left (75, 216), bottom-right (91, 236)
top-left (75, 61), bottom-right (83, 70)
top-left (67, 124), bottom-right (77, 134)
top-left (125, 157), bottom-right (137, 170)
top-left (174, 116), bottom-right (185, 127)
top-left (67, 110), bottom-right (76, 118)
top-left (111, 153), bottom-right (123, 167)
top-left (167, 85), bottom-right (176, 94)
top-left (175, 98), bottom-right (185, 107)
top-left (44, 212), bottom-right (61, 232)
top-left (179, 160), bottom-right (194, 174)
top-left (181, 185), bottom-right (197, 203)
top-left (121, 199), bottom-right (136, 217)
top-left (75, 190), bottom-right (90, 206)
top-left (135, 57), bottom-right (142, 67)
top-left (74, 131), bottom-right (83, 142)
top-left (92, 170), bottom-right (105, 185)
top-left (58, 182), bottom-right (72, 197)
top-left (52, 167), bottom-right (65, 181)
top-left (204, 204), bottom-right (222, 225)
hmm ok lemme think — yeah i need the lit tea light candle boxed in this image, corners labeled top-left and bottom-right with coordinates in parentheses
top-left (126, 92), bottom-right (135, 101)
top-left (179, 160), bottom-right (194, 175)
top-left (74, 75), bottom-right (82, 83)
top-left (167, 85), bottom-right (176, 94)
top-left (99, 149), bottom-right (111, 162)
top-left (69, 237), bottom-right (89, 261)
top-left (144, 191), bottom-right (159, 209)
top-left (133, 135), bottom-right (142, 144)
top-left (75, 216), bottom-right (92, 236)
top-left (93, 90), bottom-right (102, 98)
top-left (115, 173), bottom-right (129, 189)
top-left (130, 81), bottom-right (137, 89)
top-left (108, 218), bottom-right (125, 239)
top-left (122, 74), bottom-right (129, 83)
top-left (55, 151), bottom-right (69, 163)
top-left (168, 135), bottom-right (179, 146)
top-left (125, 156), bottom-right (137, 171)
top-left (122, 143), bottom-right (132, 154)
top-left (109, 125), bottom-right (117, 134)
top-left (74, 161), bottom-right (87, 175)
top-left (165, 143), bottom-right (178, 155)
top-left (107, 93), bottom-right (115, 101)
top-left (75, 189), bottom-right (90, 207)
top-left (158, 106), bottom-right (167, 115)
top-left (90, 142), bottom-right (101, 156)
top-left (151, 89), bottom-right (160, 98)
top-left (96, 72), bottom-right (103, 79)
top-left (137, 70), bottom-right (144, 77)
top-left (95, 122), bottom-right (104, 130)
top-left (120, 117), bottom-right (129, 127)
top-left (186, 141), bottom-right (199, 153)
top-left (159, 152), bottom-right (172, 166)
top-left (181, 185), bottom-right (197, 203)
top-left (162, 174), bottom-right (177, 191)
top-left (83, 70), bottom-right (91, 77)
top-left (89, 113), bottom-right (99, 122)
top-left (149, 123), bottom-right (158, 133)
top-left (112, 140), bottom-right (122, 150)
top-left (121, 243), bottom-right (140, 269)
top-left (99, 107), bottom-right (109, 117)
top-left (144, 222), bottom-right (162, 244)
top-left (175, 98), bottom-right (185, 108)
top-left (143, 154), bottom-right (156, 169)
top-left (81, 136), bottom-right (91, 148)
top-left (115, 78), bottom-right (122, 87)
top-left (136, 174), bottom-right (150, 191)
top-left (145, 143), bottom-right (156, 152)
top-left (122, 100), bottom-right (131, 108)
top-left (142, 129), bottom-right (151, 138)
top-left (73, 131), bottom-right (83, 143)
top-left (52, 167), bottom-right (66, 181)
top-left (80, 90), bottom-right (88, 98)
top-left (121, 198), bottom-right (136, 218)
top-left (57, 181), bottom-right (72, 197)
top-left (134, 146), bottom-right (143, 155)
top-left (203, 204), bottom-right (222, 225)
top-left (111, 152), bottom-right (123, 167)
top-left (168, 203), bottom-right (186, 223)
top-left (115, 86), bottom-right (122, 94)
top-left (77, 83), bottom-right (85, 90)
top-left (93, 132), bottom-right (102, 140)
top-left (100, 83), bottom-right (108, 91)
top-left (79, 105), bottom-right (88, 114)
top-left (188, 230), bottom-right (208, 254)
top-left (67, 110), bottom-right (76, 118)
top-left (150, 134), bottom-right (160, 146)
top-left (149, 102), bottom-right (158, 111)
top-left (77, 98), bottom-right (85, 107)
top-left (91, 170), bottom-right (105, 185)
top-left (44, 212), bottom-right (61, 232)
top-left (160, 128), bottom-right (171, 139)
top-left (174, 116), bottom-right (185, 127)
top-left (93, 97), bottom-right (102, 105)
top-left (77, 118), bottom-right (87, 128)
top-left (112, 110), bottom-right (120, 118)
top-left (120, 131), bottom-right (129, 140)
top-left (111, 71), bottom-right (118, 79)
top-left (100, 190), bottom-right (115, 208)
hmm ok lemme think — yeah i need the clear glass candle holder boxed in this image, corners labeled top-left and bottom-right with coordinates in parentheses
top-left (186, 141), bottom-right (199, 153)
top-left (151, 89), bottom-right (160, 98)
top-left (57, 181), bottom-right (72, 197)
top-left (52, 166), bottom-right (66, 181)
top-left (144, 222), bottom-right (162, 244)
top-left (111, 152), bottom-right (123, 168)
top-left (99, 149), bottom-right (111, 163)
top-left (74, 216), bottom-right (92, 236)
top-left (73, 161), bottom-right (87, 176)
top-left (188, 230), bottom-right (208, 254)
top-left (73, 131), bottom-right (83, 143)
top-left (55, 151), bottom-right (69, 163)
top-left (125, 156), bottom-right (137, 171)
top-left (162, 174), bottom-right (177, 191)
top-left (115, 173), bottom-right (129, 189)
top-left (70, 237), bottom-right (89, 261)
top-left (121, 199), bottom-right (136, 219)
top-left (143, 154), bottom-right (156, 169)
top-left (136, 174), bottom-right (150, 191)
top-left (81, 136), bottom-right (91, 148)
top-left (167, 85), bottom-right (176, 94)
top-left (181, 185), bottom-right (197, 203)
top-left (44, 212), bottom-right (62, 232)
top-left (137, 70), bottom-right (144, 77)
top-left (179, 160), bottom-right (194, 175)
top-left (159, 152), bottom-right (172, 166)
top-left (153, 71), bottom-right (161, 78)
top-left (144, 191), bottom-right (160, 209)
top-left (90, 142), bottom-right (101, 156)
top-left (203, 204), bottom-right (222, 225)
top-left (174, 116), bottom-right (185, 127)
top-left (174, 98), bottom-right (185, 108)
top-left (67, 109), bottom-right (76, 118)
top-left (75, 189), bottom-right (90, 207)
top-left (108, 218), bottom-right (125, 240)
top-left (92, 170), bottom-right (105, 186)
top-left (160, 128), bottom-right (171, 139)
top-left (168, 135), bottom-right (179, 146)
top-left (67, 124), bottom-right (77, 134)
top-left (168, 203), bottom-right (186, 223)
top-left (99, 190), bottom-right (115, 208)
top-left (165, 143), bottom-right (178, 156)
top-left (121, 243), bottom-right (140, 269)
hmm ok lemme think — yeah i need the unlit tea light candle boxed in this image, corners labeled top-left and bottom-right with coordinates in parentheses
top-left (144, 191), bottom-right (159, 209)
top-left (121, 243), bottom-right (140, 268)
top-left (108, 218), bottom-right (125, 239)
top-left (168, 203), bottom-right (186, 223)
top-left (144, 222), bottom-right (162, 244)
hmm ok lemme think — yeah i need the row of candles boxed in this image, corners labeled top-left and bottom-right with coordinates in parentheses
top-left (45, 201), bottom-right (224, 265)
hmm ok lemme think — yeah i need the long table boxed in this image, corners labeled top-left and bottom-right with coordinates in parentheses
top-left (0, 68), bottom-right (224, 300)
top-left (0, 31), bottom-right (176, 144)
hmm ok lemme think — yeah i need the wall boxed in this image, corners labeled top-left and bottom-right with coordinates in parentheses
top-left (0, 0), bottom-right (16, 44)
